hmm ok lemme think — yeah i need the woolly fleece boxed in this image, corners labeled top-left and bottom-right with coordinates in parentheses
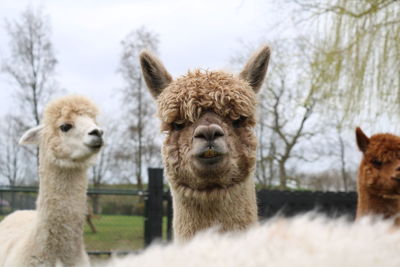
top-left (157, 70), bottom-right (257, 127)
top-left (105, 214), bottom-right (400, 267)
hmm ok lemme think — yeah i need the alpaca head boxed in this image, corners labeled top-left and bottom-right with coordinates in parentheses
top-left (140, 46), bottom-right (270, 199)
top-left (356, 127), bottom-right (400, 196)
top-left (19, 95), bottom-right (103, 169)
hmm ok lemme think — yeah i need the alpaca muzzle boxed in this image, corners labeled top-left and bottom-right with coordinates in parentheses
top-left (85, 126), bottom-right (104, 149)
top-left (194, 147), bottom-right (226, 166)
top-left (85, 136), bottom-right (103, 149)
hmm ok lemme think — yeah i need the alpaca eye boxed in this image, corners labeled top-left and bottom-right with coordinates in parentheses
top-left (60, 123), bottom-right (73, 132)
top-left (171, 122), bottom-right (185, 131)
top-left (371, 159), bottom-right (383, 168)
top-left (233, 116), bottom-right (247, 128)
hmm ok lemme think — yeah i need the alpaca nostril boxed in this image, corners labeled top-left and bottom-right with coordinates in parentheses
top-left (89, 129), bottom-right (102, 137)
top-left (194, 124), bottom-right (224, 141)
top-left (396, 166), bottom-right (400, 172)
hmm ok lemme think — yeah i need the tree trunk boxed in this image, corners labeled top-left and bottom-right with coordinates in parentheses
top-left (136, 79), bottom-right (143, 190)
top-left (338, 132), bottom-right (348, 191)
top-left (279, 161), bottom-right (287, 190)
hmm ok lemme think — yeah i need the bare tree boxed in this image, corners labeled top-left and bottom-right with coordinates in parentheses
top-left (89, 120), bottom-right (121, 213)
top-left (297, 168), bottom-right (357, 192)
top-left (117, 26), bottom-right (161, 189)
top-left (261, 76), bottom-right (317, 189)
top-left (255, 114), bottom-right (277, 188)
top-left (337, 126), bottom-right (349, 191)
top-left (2, 6), bottom-right (59, 126)
top-left (249, 39), bottom-right (321, 189)
top-left (0, 115), bottom-right (26, 186)
top-left (0, 114), bottom-right (37, 207)
top-left (1, 6), bottom-right (59, 174)
top-left (319, 114), bottom-right (357, 192)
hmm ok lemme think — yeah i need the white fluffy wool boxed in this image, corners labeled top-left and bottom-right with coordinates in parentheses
top-left (104, 214), bottom-right (400, 267)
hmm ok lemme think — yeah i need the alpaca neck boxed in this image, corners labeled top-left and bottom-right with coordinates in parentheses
top-left (172, 177), bottom-right (258, 241)
top-left (357, 186), bottom-right (400, 221)
top-left (31, 158), bottom-right (88, 265)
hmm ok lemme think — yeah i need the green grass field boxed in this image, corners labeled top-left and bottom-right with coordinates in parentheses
top-left (84, 215), bottom-right (145, 251)
top-left (0, 214), bottom-right (168, 252)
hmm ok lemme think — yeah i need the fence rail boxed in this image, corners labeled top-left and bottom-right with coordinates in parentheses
top-left (0, 169), bottom-right (359, 254)
top-left (257, 190), bottom-right (357, 219)
top-left (0, 186), bottom-right (148, 196)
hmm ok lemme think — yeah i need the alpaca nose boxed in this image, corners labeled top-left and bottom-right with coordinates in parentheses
top-left (88, 129), bottom-right (103, 137)
top-left (194, 124), bottom-right (224, 142)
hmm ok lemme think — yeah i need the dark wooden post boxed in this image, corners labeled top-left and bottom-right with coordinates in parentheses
top-left (144, 168), bottom-right (164, 246)
top-left (166, 191), bottom-right (173, 241)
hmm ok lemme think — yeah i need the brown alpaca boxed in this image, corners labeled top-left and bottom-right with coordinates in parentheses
top-left (140, 46), bottom-right (270, 241)
top-left (355, 127), bottom-right (400, 225)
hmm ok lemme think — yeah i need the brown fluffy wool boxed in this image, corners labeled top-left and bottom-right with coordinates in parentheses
top-left (157, 70), bottom-right (257, 126)
top-left (356, 127), bottom-right (400, 225)
top-left (140, 46), bottom-right (270, 241)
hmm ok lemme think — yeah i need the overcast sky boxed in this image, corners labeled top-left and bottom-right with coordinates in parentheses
top-left (0, 0), bottom-right (296, 117)
top-left (4, 0), bottom-right (387, 183)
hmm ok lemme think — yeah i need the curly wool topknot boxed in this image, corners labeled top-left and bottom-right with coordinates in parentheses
top-left (366, 134), bottom-right (400, 163)
top-left (157, 70), bottom-right (257, 125)
top-left (43, 95), bottom-right (99, 127)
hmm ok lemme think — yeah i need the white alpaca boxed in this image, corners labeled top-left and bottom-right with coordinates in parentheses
top-left (0, 95), bottom-right (103, 267)
top-left (104, 214), bottom-right (400, 267)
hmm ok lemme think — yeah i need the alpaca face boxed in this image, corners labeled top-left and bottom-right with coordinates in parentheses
top-left (156, 71), bottom-right (259, 195)
top-left (162, 109), bottom-right (257, 195)
top-left (140, 46), bottom-right (270, 199)
top-left (50, 115), bottom-right (103, 161)
top-left (19, 96), bottom-right (103, 168)
top-left (356, 127), bottom-right (400, 196)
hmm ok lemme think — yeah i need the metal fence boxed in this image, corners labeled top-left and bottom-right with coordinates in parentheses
top-left (257, 190), bottom-right (357, 220)
top-left (0, 169), bottom-right (358, 254)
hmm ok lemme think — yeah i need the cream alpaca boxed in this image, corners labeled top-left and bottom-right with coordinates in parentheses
top-left (0, 95), bottom-right (103, 267)
top-left (355, 127), bottom-right (400, 225)
top-left (140, 46), bottom-right (270, 241)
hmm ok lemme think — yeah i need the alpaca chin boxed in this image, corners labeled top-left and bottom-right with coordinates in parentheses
top-left (174, 180), bottom-right (244, 201)
top-left (190, 157), bottom-right (230, 179)
top-left (52, 156), bottom-right (97, 170)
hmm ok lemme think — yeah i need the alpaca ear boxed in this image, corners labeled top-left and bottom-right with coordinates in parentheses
top-left (140, 50), bottom-right (173, 98)
top-left (239, 45), bottom-right (271, 93)
top-left (356, 127), bottom-right (369, 153)
top-left (19, 125), bottom-right (43, 145)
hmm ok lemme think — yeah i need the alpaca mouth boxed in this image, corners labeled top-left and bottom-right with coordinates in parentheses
top-left (85, 140), bottom-right (103, 150)
top-left (201, 149), bottom-right (221, 158)
top-left (195, 148), bottom-right (225, 165)
top-left (90, 144), bottom-right (102, 149)
top-left (177, 181), bottom-right (237, 194)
